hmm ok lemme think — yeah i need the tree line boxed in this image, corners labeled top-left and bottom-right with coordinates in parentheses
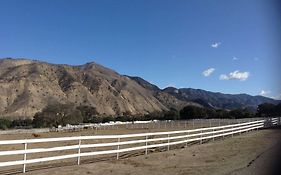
top-left (1, 102), bottom-right (280, 130)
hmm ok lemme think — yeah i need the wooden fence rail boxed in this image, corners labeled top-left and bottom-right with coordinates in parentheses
top-left (0, 117), bottom-right (280, 173)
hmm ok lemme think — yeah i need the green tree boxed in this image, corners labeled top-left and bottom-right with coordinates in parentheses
top-left (179, 106), bottom-right (206, 119)
top-left (32, 103), bottom-right (83, 128)
top-left (257, 103), bottom-right (276, 117)
top-left (163, 108), bottom-right (180, 120)
top-left (76, 105), bottom-right (99, 123)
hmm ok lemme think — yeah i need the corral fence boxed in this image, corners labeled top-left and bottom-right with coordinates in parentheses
top-left (49, 118), bottom-right (263, 132)
top-left (0, 117), bottom-right (280, 174)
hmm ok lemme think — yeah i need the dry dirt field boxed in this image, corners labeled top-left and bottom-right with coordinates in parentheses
top-left (1, 126), bottom-right (280, 175)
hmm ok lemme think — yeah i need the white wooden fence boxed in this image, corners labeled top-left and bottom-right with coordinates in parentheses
top-left (0, 117), bottom-right (280, 173)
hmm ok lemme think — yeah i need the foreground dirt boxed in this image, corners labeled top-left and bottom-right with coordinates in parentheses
top-left (18, 128), bottom-right (281, 175)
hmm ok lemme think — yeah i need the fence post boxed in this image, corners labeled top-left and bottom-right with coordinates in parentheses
top-left (77, 139), bottom-right (81, 165)
top-left (145, 135), bottom-right (148, 155)
top-left (167, 134), bottom-right (170, 151)
top-left (213, 128), bottom-right (215, 141)
top-left (200, 130), bottom-right (203, 144)
top-left (23, 142), bottom-right (27, 173)
top-left (247, 119), bottom-right (250, 132)
top-left (239, 121), bottom-right (242, 135)
top-left (185, 132), bottom-right (188, 147)
top-left (117, 137), bottom-right (120, 159)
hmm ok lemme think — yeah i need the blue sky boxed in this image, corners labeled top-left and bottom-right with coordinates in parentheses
top-left (0, 0), bottom-right (280, 98)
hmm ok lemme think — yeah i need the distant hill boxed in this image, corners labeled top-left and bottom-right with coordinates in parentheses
top-left (0, 58), bottom-right (279, 119)
top-left (162, 87), bottom-right (279, 111)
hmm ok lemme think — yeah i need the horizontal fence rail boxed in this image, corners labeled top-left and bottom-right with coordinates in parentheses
top-left (0, 117), bottom-right (280, 173)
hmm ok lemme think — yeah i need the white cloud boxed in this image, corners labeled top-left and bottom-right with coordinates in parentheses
top-left (259, 90), bottom-right (271, 97)
top-left (219, 74), bottom-right (229, 80)
top-left (219, 70), bottom-right (250, 81)
top-left (211, 42), bottom-right (221, 48)
top-left (202, 68), bottom-right (215, 77)
top-left (232, 56), bottom-right (239, 61)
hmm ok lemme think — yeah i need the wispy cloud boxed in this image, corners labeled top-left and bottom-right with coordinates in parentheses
top-left (259, 91), bottom-right (281, 100)
top-left (211, 42), bottom-right (221, 48)
top-left (259, 90), bottom-right (271, 97)
top-left (219, 70), bottom-right (250, 81)
top-left (202, 68), bottom-right (215, 77)
top-left (232, 56), bottom-right (239, 61)
top-left (274, 94), bottom-right (281, 100)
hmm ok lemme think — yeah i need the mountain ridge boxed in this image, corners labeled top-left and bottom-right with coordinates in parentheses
top-left (0, 58), bottom-right (278, 119)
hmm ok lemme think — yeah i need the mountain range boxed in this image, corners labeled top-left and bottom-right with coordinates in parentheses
top-left (0, 58), bottom-right (278, 119)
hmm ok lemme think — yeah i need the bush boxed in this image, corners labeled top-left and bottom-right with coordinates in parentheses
top-left (11, 119), bottom-right (33, 129)
top-left (0, 118), bottom-right (12, 130)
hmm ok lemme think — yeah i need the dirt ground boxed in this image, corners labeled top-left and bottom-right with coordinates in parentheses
top-left (3, 127), bottom-right (276, 175)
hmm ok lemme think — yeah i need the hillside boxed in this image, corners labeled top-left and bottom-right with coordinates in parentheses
top-left (0, 58), bottom-right (278, 119)
top-left (162, 87), bottom-right (278, 110)
top-left (0, 58), bottom-right (191, 119)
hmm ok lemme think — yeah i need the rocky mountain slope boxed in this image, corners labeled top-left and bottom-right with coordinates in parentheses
top-left (0, 58), bottom-right (189, 119)
top-left (0, 58), bottom-right (278, 119)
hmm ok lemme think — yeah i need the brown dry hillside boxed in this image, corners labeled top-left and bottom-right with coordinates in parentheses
top-left (0, 58), bottom-right (189, 119)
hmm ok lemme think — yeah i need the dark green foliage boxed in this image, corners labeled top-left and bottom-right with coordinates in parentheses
top-left (163, 108), bottom-right (180, 120)
top-left (32, 103), bottom-right (83, 128)
top-left (101, 116), bottom-right (114, 123)
top-left (76, 105), bottom-right (99, 123)
top-left (11, 119), bottom-right (33, 128)
top-left (179, 105), bottom-right (255, 119)
top-left (214, 109), bottom-right (229, 119)
top-left (0, 118), bottom-right (33, 130)
top-left (180, 106), bottom-right (207, 119)
top-left (116, 115), bottom-right (133, 122)
top-left (0, 118), bottom-right (12, 130)
top-left (257, 102), bottom-right (281, 117)
top-left (229, 108), bottom-right (254, 119)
